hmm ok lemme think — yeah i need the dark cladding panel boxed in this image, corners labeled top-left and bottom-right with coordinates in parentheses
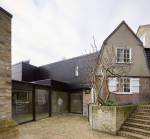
top-left (22, 62), bottom-right (38, 82)
top-left (145, 48), bottom-right (150, 68)
top-left (39, 52), bottom-right (98, 86)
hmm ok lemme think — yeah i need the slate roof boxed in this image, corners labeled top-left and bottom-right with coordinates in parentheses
top-left (144, 48), bottom-right (150, 68)
top-left (38, 52), bottom-right (99, 88)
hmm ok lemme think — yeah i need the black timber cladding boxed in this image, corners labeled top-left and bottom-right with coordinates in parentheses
top-left (12, 62), bottom-right (45, 82)
top-left (38, 52), bottom-right (99, 85)
top-left (145, 48), bottom-right (150, 68)
top-left (12, 80), bottom-right (50, 90)
top-left (32, 79), bottom-right (70, 91)
top-left (12, 52), bottom-right (99, 89)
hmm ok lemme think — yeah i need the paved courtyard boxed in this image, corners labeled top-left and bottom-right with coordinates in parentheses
top-left (11, 114), bottom-right (128, 139)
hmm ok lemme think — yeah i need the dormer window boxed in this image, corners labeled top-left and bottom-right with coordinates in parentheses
top-left (75, 66), bottom-right (79, 77)
top-left (116, 48), bottom-right (132, 63)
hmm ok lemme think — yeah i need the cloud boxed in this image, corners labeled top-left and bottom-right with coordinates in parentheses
top-left (0, 0), bottom-right (150, 66)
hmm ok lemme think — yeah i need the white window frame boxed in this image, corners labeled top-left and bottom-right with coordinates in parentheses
top-left (108, 77), bottom-right (140, 95)
top-left (116, 77), bottom-right (132, 94)
top-left (116, 48), bottom-right (132, 64)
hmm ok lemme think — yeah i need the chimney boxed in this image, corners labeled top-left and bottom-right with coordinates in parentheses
top-left (137, 24), bottom-right (150, 48)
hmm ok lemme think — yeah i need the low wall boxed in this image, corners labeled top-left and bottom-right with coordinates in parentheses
top-left (89, 104), bottom-right (137, 135)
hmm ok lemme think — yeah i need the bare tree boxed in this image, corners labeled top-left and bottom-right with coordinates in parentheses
top-left (88, 38), bottom-right (131, 105)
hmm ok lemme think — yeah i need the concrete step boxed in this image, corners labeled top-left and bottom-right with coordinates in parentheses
top-left (124, 122), bottom-right (150, 131)
top-left (127, 118), bottom-right (150, 125)
top-left (137, 109), bottom-right (150, 113)
top-left (133, 112), bottom-right (150, 116)
top-left (121, 125), bottom-right (150, 137)
top-left (131, 115), bottom-right (150, 120)
top-left (118, 131), bottom-right (150, 139)
top-left (138, 105), bottom-right (150, 109)
top-left (130, 113), bottom-right (150, 120)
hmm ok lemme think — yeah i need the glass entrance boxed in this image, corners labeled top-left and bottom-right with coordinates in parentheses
top-left (12, 90), bottom-right (33, 124)
top-left (35, 89), bottom-right (49, 120)
top-left (70, 93), bottom-right (82, 114)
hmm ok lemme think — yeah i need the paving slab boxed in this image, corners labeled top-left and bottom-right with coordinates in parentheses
top-left (7, 114), bottom-right (128, 139)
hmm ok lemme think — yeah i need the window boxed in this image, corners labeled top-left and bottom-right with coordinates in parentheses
top-left (14, 91), bottom-right (30, 103)
top-left (75, 66), bottom-right (79, 77)
top-left (108, 77), bottom-right (140, 94)
top-left (117, 48), bottom-right (131, 63)
top-left (117, 78), bottom-right (130, 92)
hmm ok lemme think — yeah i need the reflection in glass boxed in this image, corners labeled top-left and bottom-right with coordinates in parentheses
top-left (35, 89), bottom-right (49, 120)
top-left (12, 90), bottom-right (33, 123)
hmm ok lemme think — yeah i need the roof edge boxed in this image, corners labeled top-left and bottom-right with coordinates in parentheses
top-left (103, 20), bottom-right (143, 45)
top-left (0, 7), bottom-right (12, 18)
top-left (137, 24), bottom-right (150, 35)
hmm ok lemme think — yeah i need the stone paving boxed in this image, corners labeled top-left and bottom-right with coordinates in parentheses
top-left (10, 114), bottom-right (128, 139)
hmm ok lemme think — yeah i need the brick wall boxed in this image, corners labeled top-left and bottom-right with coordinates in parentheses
top-left (83, 90), bottom-right (92, 117)
top-left (0, 9), bottom-right (12, 119)
top-left (110, 78), bottom-right (150, 105)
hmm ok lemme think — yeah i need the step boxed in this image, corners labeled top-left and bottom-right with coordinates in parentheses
top-left (133, 112), bottom-right (150, 116)
top-left (138, 105), bottom-right (150, 109)
top-left (137, 109), bottom-right (150, 113)
top-left (121, 125), bottom-right (150, 137)
top-left (132, 112), bottom-right (150, 117)
top-left (131, 115), bottom-right (150, 120)
top-left (118, 131), bottom-right (150, 139)
top-left (124, 122), bottom-right (150, 131)
top-left (127, 118), bottom-right (150, 125)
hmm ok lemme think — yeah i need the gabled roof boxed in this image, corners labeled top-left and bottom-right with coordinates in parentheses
top-left (103, 21), bottom-right (143, 45)
top-left (0, 7), bottom-right (12, 17)
top-left (137, 24), bottom-right (150, 35)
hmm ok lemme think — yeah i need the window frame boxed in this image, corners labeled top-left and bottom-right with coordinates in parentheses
top-left (116, 77), bottom-right (131, 94)
top-left (75, 66), bottom-right (79, 77)
top-left (109, 77), bottom-right (140, 95)
top-left (116, 48), bottom-right (132, 64)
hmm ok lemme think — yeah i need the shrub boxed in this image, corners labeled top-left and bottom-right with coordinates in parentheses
top-left (105, 100), bottom-right (117, 106)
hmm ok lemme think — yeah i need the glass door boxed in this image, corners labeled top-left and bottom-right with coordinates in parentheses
top-left (70, 93), bottom-right (82, 114)
top-left (35, 89), bottom-right (49, 120)
top-left (12, 90), bottom-right (33, 123)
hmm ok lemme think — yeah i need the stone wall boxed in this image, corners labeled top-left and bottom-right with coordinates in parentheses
top-left (89, 104), bottom-right (137, 135)
top-left (0, 7), bottom-right (18, 138)
top-left (0, 8), bottom-right (12, 120)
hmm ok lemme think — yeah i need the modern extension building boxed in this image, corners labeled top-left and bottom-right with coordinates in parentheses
top-left (12, 52), bottom-right (98, 123)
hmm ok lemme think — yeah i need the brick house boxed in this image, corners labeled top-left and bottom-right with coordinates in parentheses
top-left (97, 21), bottom-right (150, 105)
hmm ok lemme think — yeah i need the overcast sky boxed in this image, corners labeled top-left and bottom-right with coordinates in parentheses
top-left (0, 0), bottom-right (150, 66)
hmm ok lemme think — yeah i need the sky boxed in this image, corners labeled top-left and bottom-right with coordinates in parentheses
top-left (0, 0), bottom-right (150, 66)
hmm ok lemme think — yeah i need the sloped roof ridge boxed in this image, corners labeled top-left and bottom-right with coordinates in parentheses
top-left (103, 20), bottom-right (143, 45)
top-left (39, 52), bottom-right (99, 68)
top-left (0, 7), bottom-right (12, 17)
